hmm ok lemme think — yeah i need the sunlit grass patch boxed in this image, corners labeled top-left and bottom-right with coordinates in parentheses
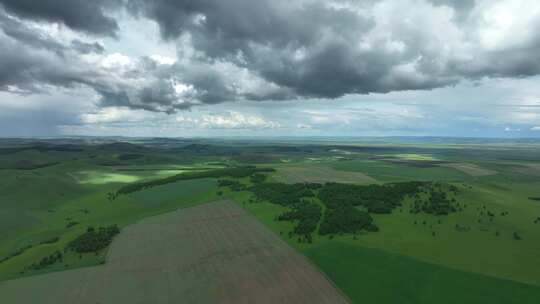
top-left (153, 169), bottom-right (187, 176)
top-left (70, 171), bottom-right (141, 184)
top-left (392, 154), bottom-right (439, 161)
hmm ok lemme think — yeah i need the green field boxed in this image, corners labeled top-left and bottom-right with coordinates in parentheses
top-left (230, 179), bottom-right (540, 303)
top-left (332, 159), bottom-right (472, 182)
top-left (1, 138), bottom-right (540, 303)
top-left (305, 242), bottom-right (540, 304)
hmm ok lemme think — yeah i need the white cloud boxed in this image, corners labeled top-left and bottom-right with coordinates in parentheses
top-left (504, 126), bottom-right (521, 132)
top-left (100, 52), bottom-right (132, 69)
top-left (173, 83), bottom-right (194, 95)
top-left (176, 111), bottom-right (280, 130)
top-left (296, 123), bottom-right (312, 129)
top-left (3, 0), bottom-right (540, 138)
top-left (477, 0), bottom-right (540, 50)
top-left (80, 107), bottom-right (148, 124)
top-left (150, 54), bottom-right (176, 65)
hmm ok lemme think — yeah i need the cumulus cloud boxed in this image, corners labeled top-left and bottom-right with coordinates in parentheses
top-left (1, 0), bottom-right (540, 114)
top-left (176, 111), bottom-right (280, 130)
top-left (126, 0), bottom-right (540, 100)
top-left (0, 5), bottom-right (290, 113)
top-left (531, 126), bottom-right (540, 131)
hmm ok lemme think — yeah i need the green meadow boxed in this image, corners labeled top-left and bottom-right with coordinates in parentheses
top-left (229, 181), bottom-right (540, 303)
top-left (0, 149), bottom-right (221, 281)
top-left (1, 138), bottom-right (540, 303)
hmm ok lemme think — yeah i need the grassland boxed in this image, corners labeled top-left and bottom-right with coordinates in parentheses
top-left (1, 137), bottom-right (540, 303)
top-left (214, 142), bottom-right (540, 302)
top-left (231, 180), bottom-right (540, 279)
top-left (0, 177), bottom-right (220, 281)
top-left (226, 181), bottom-right (540, 303)
top-left (0, 151), bottom-right (222, 281)
top-left (332, 159), bottom-right (471, 182)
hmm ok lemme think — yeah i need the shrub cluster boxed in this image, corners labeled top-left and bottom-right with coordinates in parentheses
top-left (28, 251), bottom-right (63, 270)
top-left (411, 189), bottom-right (456, 215)
top-left (67, 225), bottom-right (120, 253)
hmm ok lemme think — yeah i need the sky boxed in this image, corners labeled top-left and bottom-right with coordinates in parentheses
top-left (0, 0), bottom-right (540, 138)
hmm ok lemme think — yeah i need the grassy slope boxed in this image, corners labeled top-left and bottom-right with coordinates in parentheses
top-left (231, 187), bottom-right (540, 303)
top-left (354, 181), bottom-right (540, 285)
top-left (2, 143), bottom-right (540, 301)
top-left (225, 155), bottom-right (540, 303)
top-left (0, 158), bottom-right (220, 281)
top-left (230, 189), bottom-right (540, 304)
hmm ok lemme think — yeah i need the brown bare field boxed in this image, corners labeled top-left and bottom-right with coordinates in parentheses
top-left (0, 200), bottom-right (348, 304)
top-left (274, 166), bottom-right (378, 184)
top-left (440, 163), bottom-right (497, 177)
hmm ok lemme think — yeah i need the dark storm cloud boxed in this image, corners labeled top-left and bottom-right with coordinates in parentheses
top-left (0, 9), bottom-right (65, 53)
top-left (125, 0), bottom-right (540, 102)
top-left (126, 0), bottom-right (386, 99)
top-left (127, 0), bottom-right (369, 48)
top-left (1, 0), bottom-right (540, 114)
top-left (126, 0), bottom-right (457, 99)
top-left (0, 38), bottom-right (104, 93)
top-left (0, 0), bottom-right (123, 37)
top-left (0, 10), bottom-right (105, 56)
top-left (0, 9), bottom-right (110, 93)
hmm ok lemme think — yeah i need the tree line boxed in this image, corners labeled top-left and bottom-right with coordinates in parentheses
top-left (115, 166), bottom-right (274, 196)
